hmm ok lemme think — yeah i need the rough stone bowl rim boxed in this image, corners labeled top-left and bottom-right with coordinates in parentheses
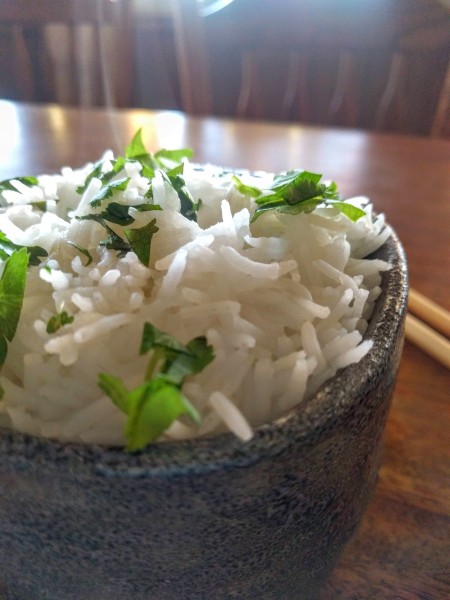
top-left (0, 230), bottom-right (408, 477)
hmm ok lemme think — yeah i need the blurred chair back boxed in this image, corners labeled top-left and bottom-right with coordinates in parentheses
top-left (173, 0), bottom-right (450, 137)
top-left (0, 0), bottom-right (134, 107)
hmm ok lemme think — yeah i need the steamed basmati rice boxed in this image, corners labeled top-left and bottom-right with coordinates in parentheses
top-left (0, 154), bottom-right (391, 445)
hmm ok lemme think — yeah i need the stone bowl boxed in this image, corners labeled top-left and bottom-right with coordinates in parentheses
top-left (0, 232), bottom-right (407, 600)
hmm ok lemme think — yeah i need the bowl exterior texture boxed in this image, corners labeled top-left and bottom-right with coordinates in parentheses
top-left (0, 235), bottom-right (407, 600)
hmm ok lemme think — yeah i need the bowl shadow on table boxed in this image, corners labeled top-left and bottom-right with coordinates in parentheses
top-left (0, 233), bottom-right (407, 600)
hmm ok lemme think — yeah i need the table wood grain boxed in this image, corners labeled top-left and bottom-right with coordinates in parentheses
top-left (1, 101), bottom-right (449, 599)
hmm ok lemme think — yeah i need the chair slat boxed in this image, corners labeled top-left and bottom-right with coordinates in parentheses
top-left (0, 0), bottom-right (134, 107)
top-left (172, 0), bottom-right (450, 136)
top-left (327, 50), bottom-right (359, 127)
top-left (172, 0), bottom-right (212, 115)
top-left (11, 26), bottom-right (35, 101)
top-left (431, 61), bottom-right (450, 137)
top-left (281, 51), bottom-right (309, 121)
top-left (236, 51), bottom-right (266, 119)
top-left (374, 52), bottom-right (407, 132)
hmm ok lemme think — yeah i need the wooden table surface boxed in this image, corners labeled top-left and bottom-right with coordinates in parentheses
top-left (1, 101), bottom-right (449, 599)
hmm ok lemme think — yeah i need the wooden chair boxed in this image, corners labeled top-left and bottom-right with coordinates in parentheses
top-left (172, 0), bottom-right (450, 137)
top-left (0, 0), bottom-right (134, 107)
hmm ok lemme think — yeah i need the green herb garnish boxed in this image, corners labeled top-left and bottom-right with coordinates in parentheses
top-left (233, 171), bottom-right (365, 222)
top-left (124, 219), bottom-right (159, 267)
top-left (0, 231), bottom-right (48, 266)
top-left (155, 148), bottom-right (194, 165)
top-left (72, 131), bottom-right (193, 264)
top-left (84, 202), bottom-right (135, 226)
top-left (67, 242), bottom-right (93, 266)
top-left (125, 128), bottom-right (155, 169)
top-left (0, 248), bottom-right (29, 367)
top-left (90, 177), bottom-right (131, 208)
top-left (99, 228), bottom-right (132, 257)
top-left (126, 129), bottom-right (194, 187)
top-left (0, 176), bottom-right (39, 194)
top-left (231, 175), bottom-right (263, 198)
top-left (79, 201), bottom-right (161, 228)
top-left (160, 170), bottom-right (199, 221)
top-left (77, 131), bottom-right (193, 201)
top-left (76, 157), bottom-right (126, 195)
top-left (76, 204), bottom-right (160, 264)
top-left (93, 218), bottom-right (159, 266)
top-left (326, 201), bottom-right (367, 222)
top-left (46, 310), bottom-right (74, 334)
top-left (125, 129), bottom-right (193, 171)
top-left (99, 323), bottom-right (214, 451)
top-left (31, 201), bottom-right (47, 212)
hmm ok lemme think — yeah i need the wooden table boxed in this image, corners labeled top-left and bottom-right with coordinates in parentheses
top-left (1, 101), bottom-right (449, 599)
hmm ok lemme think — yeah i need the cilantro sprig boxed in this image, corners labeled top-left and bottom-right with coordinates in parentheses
top-left (77, 211), bottom-right (159, 266)
top-left (0, 176), bottom-right (39, 195)
top-left (0, 178), bottom-right (48, 211)
top-left (99, 323), bottom-right (214, 451)
top-left (160, 169), bottom-right (199, 221)
top-left (123, 220), bottom-right (159, 266)
top-left (233, 171), bottom-right (366, 222)
top-left (89, 177), bottom-right (131, 208)
top-left (46, 310), bottom-right (74, 334)
top-left (125, 130), bottom-right (193, 175)
top-left (80, 201), bottom-right (161, 227)
top-left (0, 248), bottom-right (29, 367)
top-left (0, 232), bottom-right (47, 367)
top-left (0, 231), bottom-right (48, 266)
top-left (126, 130), bottom-right (198, 220)
top-left (74, 130), bottom-right (198, 263)
top-left (76, 157), bottom-right (126, 195)
top-left (67, 243), bottom-right (93, 266)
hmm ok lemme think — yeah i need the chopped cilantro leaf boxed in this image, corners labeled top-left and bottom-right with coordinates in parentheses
top-left (0, 176), bottom-right (39, 194)
top-left (31, 201), bottom-right (47, 212)
top-left (327, 201), bottom-right (366, 222)
top-left (0, 231), bottom-right (48, 266)
top-left (76, 157), bottom-right (126, 195)
top-left (82, 202), bottom-right (136, 226)
top-left (123, 379), bottom-right (199, 452)
top-left (0, 248), bottom-right (29, 367)
top-left (99, 229), bottom-right (132, 256)
top-left (98, 373), bottom-right (130, 413)
top-left (160, 170), bottom-right (198, 221)
top-left (166, 164), bottom-right (184, 177)
top-left (67, 242), bottom-right (93, 266)
top-left (270, 170), bottom-right (322, 191)
top-left (99, 323), bottom-right (213, 451)
top-left (124, 219), bottom-right (159, 267)
top-left (125, 129), bottom-right (157, 175)
top-left (239, 169), bottom-right (365, 223)
top-left (155, 148), bottom-right (193, 167)
top-left (134, 202), bottom-right (162, 212)
top-left (76, 159), bottom-right (103, 195)
top-left (232, 175), bottom-right (263, 198)
top-left (80, 210), bottom-right (158, 265)
top-left (90, 177), bottom-right (130, 208)
top-left (125, 129), bottom-right (193, 178)
top-left (46, 310), bottom-right (74, 334)
top-left (78, 202), bottom-right (161, 228)
top-left (125, 129), bottom-right (150, 161)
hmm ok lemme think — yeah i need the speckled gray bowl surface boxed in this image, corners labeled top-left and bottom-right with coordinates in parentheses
top-left (0, 233), bottom-right (407, 600)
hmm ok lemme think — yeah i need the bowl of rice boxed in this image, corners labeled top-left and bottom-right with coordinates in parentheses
top-left (0, 133), bottom-right (407, 600)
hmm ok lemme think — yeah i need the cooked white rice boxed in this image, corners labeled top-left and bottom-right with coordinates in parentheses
top-left (0, 154), bottom-right (391, 445)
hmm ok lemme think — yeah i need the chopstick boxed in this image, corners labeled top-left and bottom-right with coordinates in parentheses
top-left (405, 288), bottom-right (450, 369)
top-left (408, 288), bottom-right (450, 339)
